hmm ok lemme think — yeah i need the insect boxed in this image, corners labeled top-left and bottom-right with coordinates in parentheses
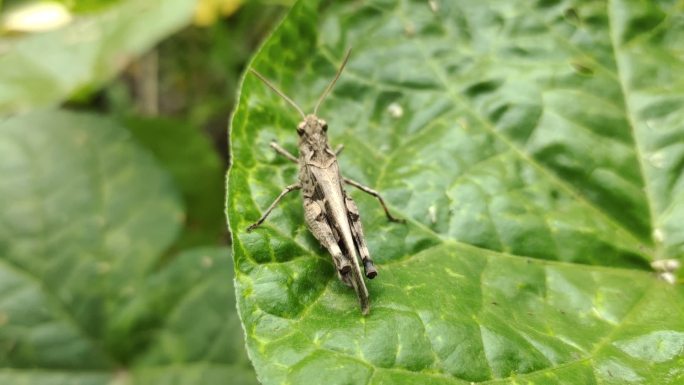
top-left (246, 49), bottom-right (404, 315)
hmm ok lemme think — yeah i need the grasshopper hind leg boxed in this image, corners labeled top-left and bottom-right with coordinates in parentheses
top-left (303, 198), bottom-right (351, 274)
top-left (304, 197), bottom-right (370, 314)
top-left (344, 195), bottom-right (378, 279)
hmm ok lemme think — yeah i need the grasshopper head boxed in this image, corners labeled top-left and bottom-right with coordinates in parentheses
top-left (249, 49), bottom-right (350, 152)
top-left (297, 114), bottom-right (328, 148)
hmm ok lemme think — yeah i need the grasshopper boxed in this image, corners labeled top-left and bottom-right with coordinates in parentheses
top-left (246, 49), bottom-right (404, 315)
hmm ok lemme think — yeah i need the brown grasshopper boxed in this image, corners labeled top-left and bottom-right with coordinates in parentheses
top-left (246, 49), bottom-right (404, 315)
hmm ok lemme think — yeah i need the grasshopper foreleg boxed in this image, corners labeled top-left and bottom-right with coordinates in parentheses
top-left (343, 178), bottom-right (404, 223)
top-left (246, 183), bottom-right (301, 232)
top-left (269, 141), bottom-right (298, 163)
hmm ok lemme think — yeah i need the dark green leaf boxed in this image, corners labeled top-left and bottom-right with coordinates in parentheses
top-left (0, 110), bottom-right (256, 384)
top-left (132, 247), bottom-right (258, 385)
top-left (227, 0), bottom-right (684, 383)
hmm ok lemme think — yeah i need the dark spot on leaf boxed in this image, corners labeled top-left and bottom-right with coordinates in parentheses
top-left (490, 104), bottom-right (510, 123)
top-left (491, 14), bottom-right (505, 30)
top-left (571, 61), bottom-right (594, 75)
top-left (464, 79), bottom-right (504, 98)
top-left (505, 46), bottom-right (530, 57)
top-left (422, 22), bottom-right (445, 36)
top-left (584, 14), bottom-right (607, 28)
top-left (537, 0), bottom-right (562, 8)
top-left (564, 8), bottom-right (580, 23)
top-left (619, 252), bottom-right (652, 270)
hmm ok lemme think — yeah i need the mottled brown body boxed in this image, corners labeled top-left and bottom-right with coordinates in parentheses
top-left (246, 51), bottom-right (403, 314)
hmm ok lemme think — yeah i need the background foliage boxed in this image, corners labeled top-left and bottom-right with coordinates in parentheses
top-left (0, 0), bottom-right (285, 383)
top-left (228, 0), bottom-right (684, 384)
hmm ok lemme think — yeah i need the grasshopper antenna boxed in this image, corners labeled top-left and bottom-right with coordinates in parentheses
top-left (313, 48), bottom-right (352, 116)
top-left (249, 68), bottom-right (306, 119)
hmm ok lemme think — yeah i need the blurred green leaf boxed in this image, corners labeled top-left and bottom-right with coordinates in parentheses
top-left (0, 0), bottom-right (196, 114)
top-left (123, 116), bottom-right (226, 249)
top-left (0, 110), bottom-right (256, 384)
top-left (227, 0), bottom-right (684, 384)
top-left (129, 247), bottom-right (258, 385)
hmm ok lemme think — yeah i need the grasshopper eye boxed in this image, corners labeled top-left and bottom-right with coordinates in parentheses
top-left (320, 120), bottom-right (328, 132)
top-left (297, 123), bottom-right (305, 135)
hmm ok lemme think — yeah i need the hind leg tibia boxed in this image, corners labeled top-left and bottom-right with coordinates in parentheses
top-left (344, 195), bottom-right (377, 279)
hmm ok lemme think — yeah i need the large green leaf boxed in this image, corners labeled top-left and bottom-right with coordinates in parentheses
top-left (129, 247), bottom-right (258, 385)
top-left (227, 0), bottom-right (684, 384)
top-left (0, 110), bottom-right (256, 384)
top-left (0, 0), bottom-right (196, 114)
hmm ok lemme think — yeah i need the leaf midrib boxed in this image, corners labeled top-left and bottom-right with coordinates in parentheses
top-left (607, 0), bottom-right (660, 256)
